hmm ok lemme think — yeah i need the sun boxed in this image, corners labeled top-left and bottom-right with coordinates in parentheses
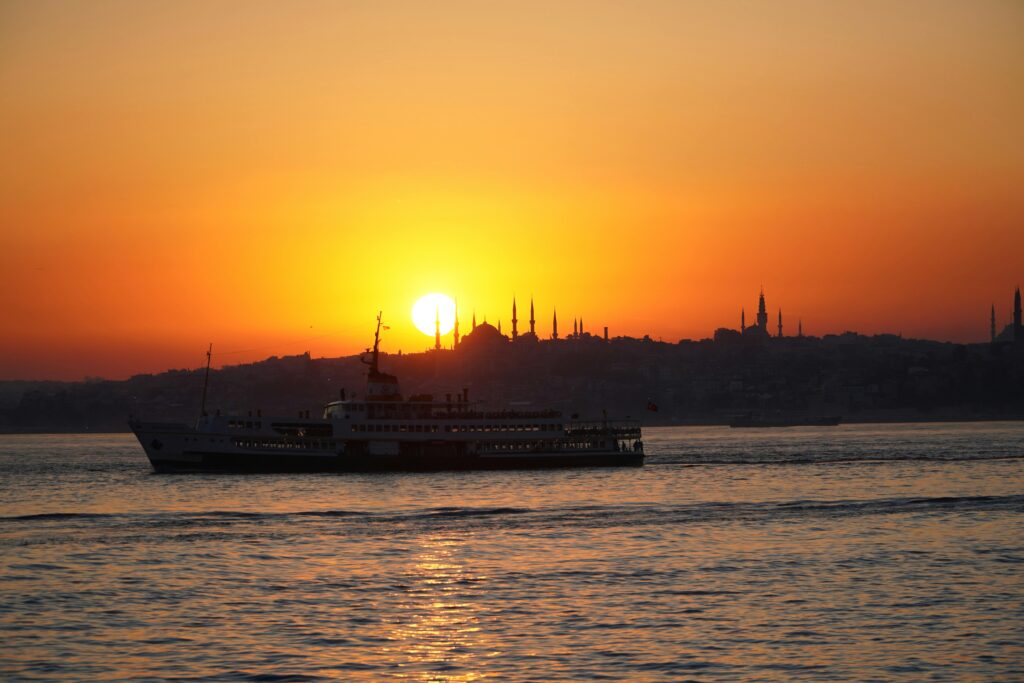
top-left (412, 293), bottom-right (457, 337)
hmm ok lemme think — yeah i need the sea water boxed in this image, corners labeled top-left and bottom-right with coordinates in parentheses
top-left (1, 423), bottom-right (1022, 681)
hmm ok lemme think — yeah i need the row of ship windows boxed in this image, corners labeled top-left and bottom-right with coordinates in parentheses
top-left (349, 424), bottom-right (562, 433)
top-left (479, 440), bottom-right (604, 452)
top-left (480, 441), bottom-right (544, 452)
top-left (233, 439), bottom-right (331, 450)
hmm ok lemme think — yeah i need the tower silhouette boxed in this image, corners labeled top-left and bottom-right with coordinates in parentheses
top-left (798, 319), bottom-right (803, 338)
top-left (529, 298), bottom-right (536, 336)
top-left (741, 308), bottom-right (746, 333)
top-left (434, 306), bottom-right (441, 351)
top-left (453, 301), bottom-right (460, 348)
top-left (472, 311), bottom-right (477, 331)
top-left (552, 308), bottom-right (558, 340)
top-left (757, 287), bottom-right (768, 329)
top-left (1015, 287), bottom-right (1022, 343)
top-left (573, 318), bottom-right (578, 337)
top-left (777, 308), bottom-right (783, 338)
top-left (512, 297), bottom-right (518, 341)
top-left (991, 304), bottom-right (996, 343)
top-left (580, 317), bottom-right (584, 336)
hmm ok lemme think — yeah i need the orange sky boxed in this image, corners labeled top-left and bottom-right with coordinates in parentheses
top-left (1, 0), bottom-right (1022, 380)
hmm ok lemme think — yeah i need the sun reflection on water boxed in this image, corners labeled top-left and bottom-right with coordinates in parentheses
top-left (384, 535), bottom-right (497, 681)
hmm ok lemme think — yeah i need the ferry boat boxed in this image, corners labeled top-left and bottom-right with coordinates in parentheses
top-left (130, 315), bottom-right (644, 472)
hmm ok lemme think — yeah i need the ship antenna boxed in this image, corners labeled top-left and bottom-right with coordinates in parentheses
top-left (200, 343), bottom-right (212, 417)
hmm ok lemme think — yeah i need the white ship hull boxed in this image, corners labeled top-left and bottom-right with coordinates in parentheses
top-left (131, 419), bottom-right (643, 473)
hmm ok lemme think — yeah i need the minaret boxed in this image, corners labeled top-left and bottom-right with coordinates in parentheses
top-left (798, 319), bottom-right (803, 338)
top-left (434, 306), bottom-right (441, 351)
top-left (1015, 287), bottom-right (1022, 343)
top-left (573, 318), bottom-right (578, 338)
top-left (453, 301), bottom-right (460, 348)
top-left (552, 308), bottom-right (558, 340)
top-left (580, 317), bottom-right (584, 336)
top-left (512, 297), bottom-right (518, 341)
top-left (991, 304), bottom-right (996, 343)
top-left (472, 311), bottom-right (477, 331)
top-left (498, 319), bottom-right (502, 335)
top-left (530, 298), bottom-right (536, 336)
top-left (777, 308), bottom-right (783, 338)
top-left (757, 287), bottom-right (768, 329)
top-left (741, 308), bottom-right (746, 333)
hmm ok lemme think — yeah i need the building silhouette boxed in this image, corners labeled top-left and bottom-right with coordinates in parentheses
top-left (448, 297), bottom-right (611, 347)
top-left (458, 318), bottom-right (506, 351)
top-left (725, 288), bottom-right (804, 342)
top-left (993, 287), bottom-right (1023, 345)
top-left (1016, 287), bottom-right (1022, 343)
top-left (513, 298), bottom-right (540, 344)
top-left (756, 288), bottom-right (768, 330)
top-left (512, 297), bottom-right (519, 341)
top-left (442, 284), bottom-right (1020, 356)
top-left (434, 306), bottom-right (441, 351)
top-left (453, 302), bottom-right (460, 348)
top-left (736, 288), bottom-right (771, 340)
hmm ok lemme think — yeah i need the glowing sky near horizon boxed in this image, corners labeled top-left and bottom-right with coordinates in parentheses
top-left (412, 294), bottom-right (457, 338)
top-left (1, 0), bottom-right (1022, 380)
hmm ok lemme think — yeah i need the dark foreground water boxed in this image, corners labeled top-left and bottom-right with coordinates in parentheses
top-left (1, 423), bottom-right (1023, 682)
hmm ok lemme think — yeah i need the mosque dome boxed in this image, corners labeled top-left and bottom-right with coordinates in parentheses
top-left (460, 321), bottom-right (508, 349)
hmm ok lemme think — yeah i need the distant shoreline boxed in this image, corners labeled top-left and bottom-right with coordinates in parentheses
top-left (3, 414), bottom-right (1022, 436)
top-left (4, 334), bottom-right (1022, 434)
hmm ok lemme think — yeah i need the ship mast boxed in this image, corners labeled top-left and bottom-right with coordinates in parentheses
top-left (200, 343), bottom-right (212, 417)
top-left (363, 311), bottom-right (383, 376)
